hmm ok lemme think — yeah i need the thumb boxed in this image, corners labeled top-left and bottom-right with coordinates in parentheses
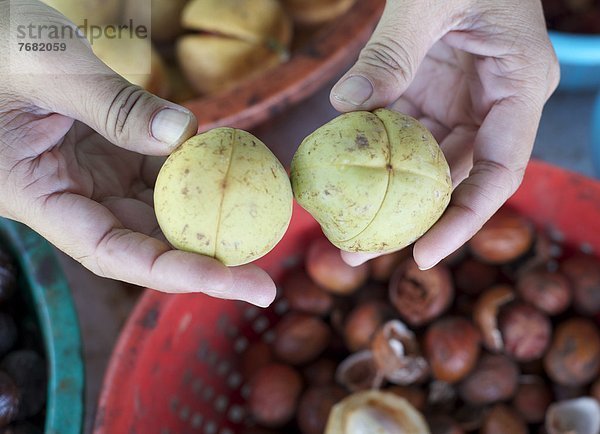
top-left (330, 0), bottom-right (443, 112)
top-left (7, 1), bottom-right (197, 156)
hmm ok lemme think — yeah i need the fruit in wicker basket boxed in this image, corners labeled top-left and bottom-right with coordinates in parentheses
top-left (291, 109), bottom-right (452, 254)
top-left (42, 0), bottom-right (120, 25)
top-left (282, 0), bottom-right (357, 25)
top-left (90, 32), bottom-right (170, 99)
top-left (177, 0), bottom-right (292, 94)
top-left (154, 128), bottom-right (293, 266)
top-left (123, 0), bottom-right (189, 42)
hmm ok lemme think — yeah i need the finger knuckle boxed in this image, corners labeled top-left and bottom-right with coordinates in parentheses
top-left (360, 36), bottom-right (415, 84)
top-left (103, 82), bottom-right (146, 143)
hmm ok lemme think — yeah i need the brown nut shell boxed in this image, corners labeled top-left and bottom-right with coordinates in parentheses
top-left (458, 354), bottom-right (519, 405)
top-left (282, 269), bottom-right (334, 316)
top-left (473, 285), bottom-right (515, 352)
top-left (306, 238), bottom-right (369, 295)
top-left (248, 363), bottom-right (303, 427)
top-left (424, 317), bottom-right (481, 384)
top-left (297, 386), bottom-right (347, 434)
top-left (561, 254), bottom-right (600, 316)
top-left (272, 313), bottom-right (331, 365)
top-left (343, 301), bottom-right (394, 352)
top-left (389, 259), bottom-right (454, 327)
top-left (481, 404), bottom-right (527, 434)
top-left (370, 249), bottom-right (410, 282)
top-left (498, 302), bottom-right (552, 362)
top-left (335, 350), bottom-right (379, 393)
top-left (468, 207), bottom-right (534, 264)
top-left (371, 320), bottom-right (429, 385)
top-left (512, 376), bottom-right (553, 424)
top-left (516, 267), bottom-right (572, 315)
top-left (544, 318), bottom-right (600, 386)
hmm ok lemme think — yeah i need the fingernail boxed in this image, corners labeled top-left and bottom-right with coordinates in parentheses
top-left (417, 260), bottom-right (437, 271)
top-left (332, 75), bottom-right (373, 106)
top-left (151, 108), bottom-right (193, 145)
top-left (340, 251), bottom-right (373, 267)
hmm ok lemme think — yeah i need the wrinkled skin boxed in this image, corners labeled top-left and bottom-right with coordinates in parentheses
top-left (0, 0), bottom-right (275, 307)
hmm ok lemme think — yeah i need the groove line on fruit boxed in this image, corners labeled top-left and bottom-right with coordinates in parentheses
top-left (213, 129), bottom-right (236, 259)
top-left (338, 117), bottom-right (393, 244)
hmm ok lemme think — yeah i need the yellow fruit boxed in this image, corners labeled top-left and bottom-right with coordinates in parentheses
top-left (42, 0), bottom-right (120, 25)
top-left (291, 109), bottom-right (451, 254)
top-left (154, 128), bottom-right (293, 266)
top-left (91, 32), bottom-right (170, 98)
top-left (282, 0), bottom-right (356, 25)
top-left (177, 0), bottom-right (292, 94)
top-left (122, 0), bottom-right (189, 42)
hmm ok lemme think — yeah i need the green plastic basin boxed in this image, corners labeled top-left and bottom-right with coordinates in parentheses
top-left (0, 218), bottom-right (84, 434)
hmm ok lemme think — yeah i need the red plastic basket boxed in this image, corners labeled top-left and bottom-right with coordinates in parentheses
top-left (93, 160), bottom-right (600, 434)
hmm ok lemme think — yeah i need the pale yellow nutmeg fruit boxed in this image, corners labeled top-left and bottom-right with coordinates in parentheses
top-left (123, 0), bottom-right (189, 42)
top-left (154, 128), bottom-right (293, 266)
top-left (90, 31), bottom-right (171, 99)
top-left (177, 0), bottom-right (293, 95)
top-left (291, 109), bottom-right (452, 254)
top-left (282, 0), bottom-right (356, 26)
top-left (41, 0), bottom-right (121, 26)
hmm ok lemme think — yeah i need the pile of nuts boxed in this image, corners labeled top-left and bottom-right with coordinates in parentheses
top-left (243, 207), bottom-right (600, 434)
top-left (0, 245), bottom-right (47, 433)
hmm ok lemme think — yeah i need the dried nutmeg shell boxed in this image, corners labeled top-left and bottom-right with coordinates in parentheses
top-left (481, 404), bottom-right (527, 434)
top-left (424, 317), bottom-right (481, 384)
top-left (468, 207), bottom-right (535, 264)
top-left (545, 397), bottom-right (600, 434)
top-left (240, 341), bottom-right (273, 380)
top-left (498, 302), bottom-right (552, 362)
top-left (516, 267), bottom-right (571, 315)
top-left (0, 371), bottom-right (20, 426)
top-left (282, 269), bottom-right (334, 316)
top-left (387, 386), bottom-right (427, 412)
top-left (426, 414), bottom-right (465, 434)
top-left (512, 376), bottom-right (553, 424)
top-left (371, 320), bottom-right (429, 385)
top-left (335, 350), bottom-right (380, 393)
top-left (306, 238), bottom-right (369, 295)
top-left (544, 318), bottom-right (600, 386)
top-left (343, 301), bottom-right (394, 352)
top-left (297, 385), bottom-right (347, 434)
top-left (303, 359), bottom-right (337, 387)
top-left (561, 254), bottom-right (600, 316)
top-left (370, 249), bottom-right (410, 282)
top-left (454, 258), bottom-right (499, 296)
top-left (324, 391), bottom-right (430, 434)
top-left (389, 259), bottom-right (454, 327)
top-left (473, 285), bottom-right (515, 352)
top-left (458, 354), bottom-right (519, 405)
top-left (272, 313), bottom-right (331, 365)
top-left (248, 363), bottom-right (303, 428)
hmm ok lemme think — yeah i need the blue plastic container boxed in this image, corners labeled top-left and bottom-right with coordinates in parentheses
top-left (549, 31), bottom-right (600, 91)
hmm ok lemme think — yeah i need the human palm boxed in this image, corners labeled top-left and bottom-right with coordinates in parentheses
top-left (332, 7), bottom-right (559, 268)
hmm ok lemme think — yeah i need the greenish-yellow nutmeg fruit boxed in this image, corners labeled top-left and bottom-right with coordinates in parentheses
top-left (291, 109), bottom-right (452, 253)
top-left (154, 128), bottom-right (293, 266)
